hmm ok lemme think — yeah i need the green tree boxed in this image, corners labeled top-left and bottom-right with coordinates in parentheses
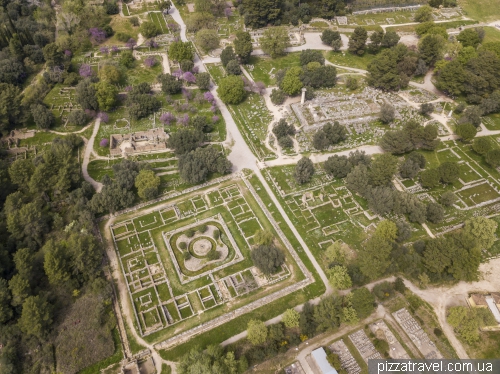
top-left (95, 81), bottom-right (118, 110)
top-left (282, 308), bottom-right (300, 328)
top-left (9, 159), bottom-right (35, 189)
top-left (462, 217), bottom-right (497, 251)
top-left (313, 295), bottom-right (342, 331)
top-left (420, 168), bottom-right (440, 188)
top-left (135, 169), bottom-right (160, 200)
top-left (18, 295), bottom-right (52, 339)
top-left (0, 83), bottom-right (22, 132)
top-left (440, 191), bottom-right (457, 207)
top-left (168, 41), bottom-right (194, 62)
top-left (456, 123), bottom-right (477, 142)
top-left (251, 244), bottom-right (285, 275)
top-left (426, 202), bottom-right (444, 223)
top-left (294, 157), bottom-right (314, 184)
top-left (485, 149), bottom-right (500, 168)
top-left (359, 234), bottom-right (392, 280)
top-left (43, 239), bottom-right (72, 286)
top-left (76, 79), bottom-right (99, 110)
top-left (374, 220), bottom-right (397, 241)
top-left (196, 72), bottom-right (211, 90)
top-left (324, 155), bottom-right (352, 178)
top-left (281, 66), bottom-right (303, 95)
top-left (260, 27), bottom-right (290, 58)
top-left (438, 161), bottom-right (459, 183)
top-left (195, 29), bottom-right (219, 52)
top-left (98, 64), bottom-right (122, 84)
top-left (379, 103), bottom-right (395, 123)
top-left (242, 0), bottom-right (283, 28)
top-left (414, 5), bottom-right (433, 22)
top-left (348, 27), bottom-right (368, 55)
top-left (419, 34), bottom-right (445, 66)
top-left (321, 30), bottom-right (342, 50)
top-left (31, 104), bottom-right (54, 129)
top-left (158, 73), bottom-right (183, 94)
top-left (167, 128), bottom-right (204, 155)
top-left (270, 88), bottom-right (286, 104)
top-left (369, 153), bottom-right (398, 186)
top-left (234, 31), bottom-right (253, 63)
top-left (253, 229), bottom-right (274, 246)
top-left (247, 319), bottom-right (267, 345)
top-left (140, 21), bottom-right (161, 38)
top-left (217, 75), bottom-right (245, 104)
top-left (220, 46), bottom-right (236, 67)
top-left (225, 59), bottom-right (241, 75)
top-left (0, 278), bottom-right (13, 323)
top-left (300, 49), bottom-right (325, 66)
top-left (457, 28), bottom-right (482, 48)
top-left (351, 287), bottom-right (375, 319)
top-left (472, 137), bottom-right (492, 155)
top-left (327, 265), bottom-right (352, 290)
top-left (346, 164), bottom-right (370, 196)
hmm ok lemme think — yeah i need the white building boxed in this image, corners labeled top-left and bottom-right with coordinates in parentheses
top-left (311, 348), bottom-right (338, 374)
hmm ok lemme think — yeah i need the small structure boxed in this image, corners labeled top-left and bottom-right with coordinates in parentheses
top-left (110, 128), bottom-right (168, 156)
top-left (311, 348), bottom-right (338, 374)
top-left (301, 87), bottom-right (307, 104)
top-left (469, 294), bottom-right (488, 307)
top-left (486, 296), bottom-right (500, 324)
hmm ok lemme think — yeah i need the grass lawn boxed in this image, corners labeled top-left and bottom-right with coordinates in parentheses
top-left (461, 331), bottom-right (500, 359)
top-left (325, 51), bottom-right (375, 70)
top-left (247, 53), bottom-right (302, 86)
top-left (103, 15), bottom-right (140, 46)
top-left (228, 93), bottom-right (275, 160)
top-left (205, 63), bottom-right (226, 85)
top-left (483, 26), bottom-right (500, 43)
top-left (459, 0), bottom-right (500, 22)
top-left (483, 113), bottom-right (500, 130)
top-left (126, 57), bottom-right (163, 85)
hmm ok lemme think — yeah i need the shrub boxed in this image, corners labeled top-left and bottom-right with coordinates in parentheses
top-left (179, 241), bottom-right (187, 250)
top-left (270, 88), bottom-right (286, 105)
top-left (99, 138), bottom-right (109, 147)
top-left (213, 229), bottom-right (219, 240)
top-left (207, 251), bottom-right (220, 261)
top-left (198, 224), bottom-right (208, 233)
top-left (186, 229), bottom-right (195, 238)
top-left (183, 251), bottom-right (191, 260)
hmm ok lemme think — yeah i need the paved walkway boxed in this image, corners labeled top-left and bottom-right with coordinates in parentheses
top-left (82, 119), bottom-right (103, 192)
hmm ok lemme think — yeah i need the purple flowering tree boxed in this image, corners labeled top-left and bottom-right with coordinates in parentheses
top-left (224, 7), bottom-right (232, 18)
top-left (79, 64), bottom-right (93, 78)
top-left (100, 139), bottom-right (109, 147)
top-left (192, 66), bottom-right (199, 74)
top-left (146, 39), bottom-right (159, 49)
top-left (212, 115), bottom-right (219, 123)
top-left (172, 68), bottom-right (183, 78)
top-left (89, 28), bottom-right (106, 45)
top-left (111, 45), bottom-right (119, 54)
top-left (126, 38), bottom-right (137, 50)
top-left (85, 109), bottom-right (97, 118)
top-left (183, 71), bottom-right (196, 84)
top-left (168, 23), bottom-right (180, 32)
top-left (179, 114), bottom-right (190, 126)
top-left (64, 50), bottom-right (72, 57)
top-left (182, 88), bottom-right (192, 101)
top-left (144, 56), bottom-right (157, 68)
top-left (160, 112), bottom-right (176, 125)
top-left (125, 85), bottom-right (133, 92)
top-left (98, 112), bottom-right (109, 123)
top-left (100, 46), bottom-right (109, 55)
top-left (204, 91), bottom-right (215, 104)
top-left (210, 104), bottom-right (218, 114)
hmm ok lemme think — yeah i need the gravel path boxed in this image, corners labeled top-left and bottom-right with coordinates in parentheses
top-left (82, 119), bottom-right (103, 192)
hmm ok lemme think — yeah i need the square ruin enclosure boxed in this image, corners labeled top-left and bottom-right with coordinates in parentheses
top-left (105, 178), bottom-right (310, 338)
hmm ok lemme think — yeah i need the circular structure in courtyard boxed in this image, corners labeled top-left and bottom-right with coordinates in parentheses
top-left (192, 238), bottom-right (213, 256)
